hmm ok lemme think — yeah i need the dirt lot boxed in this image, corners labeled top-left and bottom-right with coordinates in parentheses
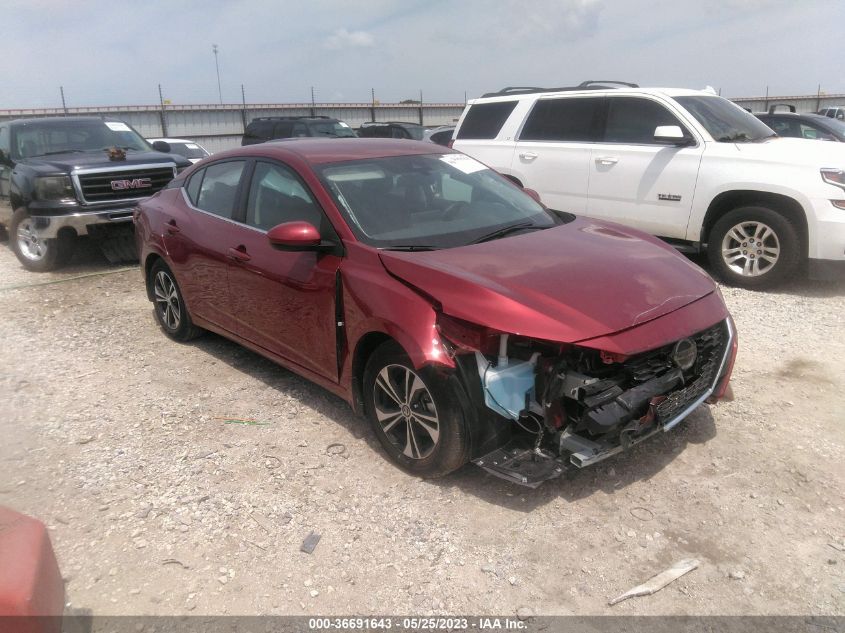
top-left (1, 237), bottom-right (843, 617)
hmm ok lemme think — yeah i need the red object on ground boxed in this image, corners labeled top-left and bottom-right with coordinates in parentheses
top-left (0, 506), bottom-right (63, 633)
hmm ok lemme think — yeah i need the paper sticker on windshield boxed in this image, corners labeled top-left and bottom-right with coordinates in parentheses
top-left (440, 154), bottom-right (486, 174)
top-left (185, 143), bottom-right (200, 149)
top-left (105, 122), bottom-right (131, 132)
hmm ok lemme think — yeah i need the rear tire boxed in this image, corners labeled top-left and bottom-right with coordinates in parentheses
top-left (363, 341), bottom-right (471, 478)
top-left (707, 205), bottom-right (801, 289)
top-left (149, 260), bottom-right (203, 341)
top-left (10, 208), bottom-right (74, 272)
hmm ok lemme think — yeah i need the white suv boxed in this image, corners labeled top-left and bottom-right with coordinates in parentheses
top-left (452, 81), bottom-right (845, 288)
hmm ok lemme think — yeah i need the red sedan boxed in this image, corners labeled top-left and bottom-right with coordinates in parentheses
top-left (135, 139), bottom-right (736, 486)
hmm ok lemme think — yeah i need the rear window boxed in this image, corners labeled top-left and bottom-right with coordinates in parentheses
top-left (520, 97), bottom-right (600, 142)
top-left (456, 101), bottom-right (518, 140)
top-left (246, 121), bottom-right (275, 139)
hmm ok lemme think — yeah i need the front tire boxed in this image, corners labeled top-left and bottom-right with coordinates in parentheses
top-left (707, 205), bottom-right (801, 289)
top-left (363, 342), bottom-right (471, 478)
top-left (149, 260), bottom-right (203, 341)
top-left (10, 209), bottom-right (74, 272)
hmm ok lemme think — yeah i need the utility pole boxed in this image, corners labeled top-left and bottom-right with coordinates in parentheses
top-left (158, 84), bottom-right (168, 137)
top-left (59, 86), bottom-right (67, 115)
top-left (816, 84), bottom-right (822, 112)
top-left (212, 44), bottom-right (222, 104)
top-left (311, 86), bottom-right (316, 117)
top-left (241, 84), bottom-right (248, 131)
top-left (370, 88), bottom-right (376, 122)
top-left (764, 85), bottom-right (769, 112)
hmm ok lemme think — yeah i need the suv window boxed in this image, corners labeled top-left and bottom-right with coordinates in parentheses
top-left (247, 121), bottom-right (276, 139)
top-left (603, 97), bottom-right (686, 144)
top-left (193, 161), bottom-right (245, 219)
top-left (520, 97), bottom-right (600, 142)
top-left (0, 126), bottom-right (9, 156)
top-left (245, 161), bottom-right (323, 231)
top-left (675, 95), bottom-right (773, 142)
top-left (456, 101), bottom-right (518, 140)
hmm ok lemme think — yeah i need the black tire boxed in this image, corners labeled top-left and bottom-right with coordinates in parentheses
top-left (99, 233), bottom-right (139, 263)
top-left (9, 208), bottom-right (74, 272)
top-left (363, 341), bottom-right (471, 478)
top-left (149, 260), bottom-right (203, 341)
top-left (707, 205), bottom-right (801, 289)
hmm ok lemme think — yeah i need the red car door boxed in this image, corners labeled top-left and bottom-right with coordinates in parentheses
top-left (225, 160), bottom-right (342, 381)
top-left (164, 159), bottom-right (248, 333)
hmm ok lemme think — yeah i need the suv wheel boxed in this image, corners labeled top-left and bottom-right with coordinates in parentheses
top-left (10, 209), bottom-right (74, 272)
top-left (363, 342), bottom-right (471, 478)
top-left (707, 205), bottom-right (800, 288)
top-left (149, 260), bottom-right (203, 341)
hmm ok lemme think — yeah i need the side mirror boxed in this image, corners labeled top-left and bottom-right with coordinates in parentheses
top-left (654, 125), bottom-right (693, 146)
top-left (522, 187), bottom-right (544, 206)
top-left (267, 221), bottom-right (323, 251)
top-left (152, 140), bottom-right (171, 153)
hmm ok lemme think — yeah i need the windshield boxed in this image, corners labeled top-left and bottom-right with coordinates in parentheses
top-left (310, 121), bottom-right (357, 138)
top-left (11, 119), bottom-right (152, 159)
top-left (675, 95), bottom-right (775, 142)
top-left (167, 142), bottom-right (209, 159)
top-left (317, 153), bottom-right (564, 249)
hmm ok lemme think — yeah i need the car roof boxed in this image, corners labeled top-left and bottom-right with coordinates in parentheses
top-left (8, 116), bottom-right (127, 125)
top-left (207, 138), bottom-right (455, 165)
top-left (468, 86), bottom-right (714, 104)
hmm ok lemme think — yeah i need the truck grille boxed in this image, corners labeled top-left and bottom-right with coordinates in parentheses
top-left (76, 166), bottom-right (176, 203)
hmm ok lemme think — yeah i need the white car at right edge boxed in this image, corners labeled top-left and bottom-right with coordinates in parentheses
top-left (451, 81), bottom-right (845, 288)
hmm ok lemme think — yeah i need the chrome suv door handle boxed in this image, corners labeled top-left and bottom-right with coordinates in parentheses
top-left (595, 156), bottom-right (619, 165)
top-left (519, 152), bottom-right (538, 161)
top-left (227, 246), bottom-right (251, 262)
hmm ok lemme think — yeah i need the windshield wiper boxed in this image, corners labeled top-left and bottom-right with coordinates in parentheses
top-left (35, 149), bottom-right (86, 156)
top-left (381, 244), bottom-right (437, 252)
top-left (717, 133), bottom-right (752, 143)
top-left (470, 221), bottom-right (543, 244)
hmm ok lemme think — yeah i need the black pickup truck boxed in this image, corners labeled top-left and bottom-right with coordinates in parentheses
top-left (0, 116), bottom-right (190, 271)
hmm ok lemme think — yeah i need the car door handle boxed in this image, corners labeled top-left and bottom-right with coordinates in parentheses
top-left (227, 246), bottom-right (251, 262)
top-left (519, 152), bottom-right (538, 161)
top-left (595, 156), bottom-right (619, 165)
top-left (166, 220), bottom-right (180, 234)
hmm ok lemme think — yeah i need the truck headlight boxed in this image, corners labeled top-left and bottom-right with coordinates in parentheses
top-left (34, 175), bottom-right (75, 201)
top-left (821, 168), bottom-right (845, 190)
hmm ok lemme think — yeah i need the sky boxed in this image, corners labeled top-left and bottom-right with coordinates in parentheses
top-left (2, 0), bottom-right (843, 109)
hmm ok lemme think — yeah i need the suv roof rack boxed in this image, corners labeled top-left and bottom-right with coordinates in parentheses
top-left (481, 80), bottom-right (639, 98)
top-left (253, 115), bottom-right (333, 121)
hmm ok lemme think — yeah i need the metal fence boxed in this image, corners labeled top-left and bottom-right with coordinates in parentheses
top-left (731, 93), bottom-right (845, 114)
top-left (0, 102), bottom-right (466, 153)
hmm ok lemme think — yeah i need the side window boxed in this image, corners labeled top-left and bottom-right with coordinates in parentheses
top-left (800, 123), bottom-right (834, 141)
top-left (185, 168), bottom-right (204, 204)
top-left (194, 161), bottom-right (245, 219)
top-left (0, 126), bottom-right (9, 155)
top-left (603, 97), bottom-right (687, 144)
top-left (457, 101), bottom-right (518, 140)
top-left (245, 161), bottom-right (324, 231)
top-left (292, 123), bottom-right (308, 137)
top-left (273, 122), bottom-right (293, 138)
top-left (520, 97), bottom-right (600, 142)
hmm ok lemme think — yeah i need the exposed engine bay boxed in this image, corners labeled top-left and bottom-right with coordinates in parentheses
top-left (439, 316), bottom-right (733, 487)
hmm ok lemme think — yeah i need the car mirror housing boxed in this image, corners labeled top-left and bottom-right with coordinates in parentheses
top-left (654, 125), bottom-right (693, 146)
top-left (267, 221), bottom-right (323, 251)
top-left (152, 140), bottom-right (171, 153)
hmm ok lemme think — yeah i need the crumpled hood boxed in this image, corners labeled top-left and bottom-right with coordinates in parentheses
top-left (379, 217), bottom-right (717, 343)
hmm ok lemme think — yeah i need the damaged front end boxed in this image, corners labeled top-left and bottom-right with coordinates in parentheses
top-left (437, 313), bottom-right (736, 488)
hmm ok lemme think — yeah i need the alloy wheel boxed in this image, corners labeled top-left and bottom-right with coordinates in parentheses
top-left (16, 219), bottom-right (46, 261)
top-left (372, 364), bottom-right (440, 460)
top-left (720, 220), bottom-right (780, 277)
top-left (153, 270), bottom-right (181, 330)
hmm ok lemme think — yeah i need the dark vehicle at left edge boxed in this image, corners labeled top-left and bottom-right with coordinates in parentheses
top-left (135, 138), bottom-right (737, 487)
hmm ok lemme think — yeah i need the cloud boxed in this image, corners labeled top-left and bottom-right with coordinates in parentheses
top-left (323, 28), bottom-right (375, 50)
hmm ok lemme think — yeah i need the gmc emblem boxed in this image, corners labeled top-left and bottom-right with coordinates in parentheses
top-left (111, 178), bottom-right (152, 191)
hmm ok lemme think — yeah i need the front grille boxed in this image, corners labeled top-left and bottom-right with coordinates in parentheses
top-left (76, 166), bottom-right (175, 203)
top-left (654, 321), bottom-right (729, 423)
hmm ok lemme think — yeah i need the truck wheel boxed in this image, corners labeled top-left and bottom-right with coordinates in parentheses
top-left (363, 341), bottom-right (471, 478)
top-left (707, 205), bottom-right (800, 289)
top-left (149, 260), bottom-right (203, 341)
top-left (10, 209), bottom-right (74, 272)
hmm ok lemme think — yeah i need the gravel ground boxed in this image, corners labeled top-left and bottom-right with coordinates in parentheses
top-left (1, 237), bottom-right (843, 617)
